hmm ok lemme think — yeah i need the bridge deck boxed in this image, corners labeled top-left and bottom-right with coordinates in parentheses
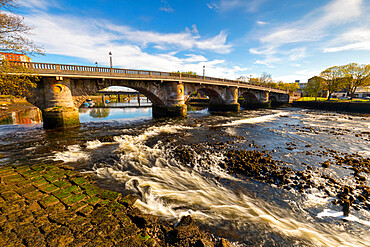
top-left (12, 62), bottom-right (290, 94)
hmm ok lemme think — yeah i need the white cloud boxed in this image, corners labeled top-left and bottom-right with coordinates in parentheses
top-left (233, 66), bottom-right (250, 72)
top-left (254, 60), bottom-right (276, 68)
top-left (256, 21), bottom-right (268, 25)
top-left (160, 0), bottom-right (174, 13)
top-left (207, 0), bottom-right (268, 13)
top-left (35, 15), bottom-right (231, 54)
top-left (19, 0), bottom-right (58, 10)
top-left (23, 12), bottom-right (237, 78)
top-left (185, 24), bottom-right (199, 35)
top-left (183, 54), bottom-right (208, 63)
top-left (207, 2), bottom-right (219, 11)
top-left (288, 48), bottom-right (307, 61)
top-left (275, 69), bottom-right (321, 83)
top-left (324, 28), bottom-right (370, 53)
top-left (259, 0), bottom-right (363, 47)
top-left (250, 0), bottom-right (365, 67)
top-left (196, 31), bottom-right (232, 54)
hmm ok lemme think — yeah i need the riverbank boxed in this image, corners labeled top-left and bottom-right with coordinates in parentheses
top-left (0, 161), bottom-right (232, 246)
top-left (0, 100), bottom-right (37, 114)
top-left (0, 100), bottom-right (42, 125)
top-left (292, 101), bottom-right (370, 114)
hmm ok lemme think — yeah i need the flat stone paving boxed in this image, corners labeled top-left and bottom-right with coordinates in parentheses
top-left (0, 161), bottom-right (156, 246)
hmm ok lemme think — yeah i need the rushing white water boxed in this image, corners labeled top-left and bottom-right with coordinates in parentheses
top-left (53, 145), bottom-right (89, 162)
top-left (317, 209), bottom-right (370, 227)
top-left (52, 110), bottom-right (370, 246)
top-left (221, 111), bottom-right (289, 126)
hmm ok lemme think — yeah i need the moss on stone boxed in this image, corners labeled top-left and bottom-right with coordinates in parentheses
top-left (72, 177), bottom-right (89, 186)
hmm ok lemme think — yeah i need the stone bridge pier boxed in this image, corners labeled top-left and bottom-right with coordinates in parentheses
top-left (29, 77), bottom-right (80, 129)
top-left (152, 81), bottom-right (187, 117)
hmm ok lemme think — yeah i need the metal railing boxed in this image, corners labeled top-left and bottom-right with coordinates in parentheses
top-left (8, 61), bottom-right (291, 94)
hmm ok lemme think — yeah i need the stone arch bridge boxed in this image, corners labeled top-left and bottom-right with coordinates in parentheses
top-left (20, 62), bottom-right (299, 129)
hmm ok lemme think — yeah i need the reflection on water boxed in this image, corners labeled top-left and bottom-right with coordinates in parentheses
top-left (0, 108), bottom-right (42, 125)
top-left (88, 108), bottom-right (111, 118)
top-left (95, 96), bottom-right (152, 107)
top-left (79, 107), bottom-right (152, 122)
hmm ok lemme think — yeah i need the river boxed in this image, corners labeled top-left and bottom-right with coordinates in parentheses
top-left (0, 103), bottom-right (369, 246)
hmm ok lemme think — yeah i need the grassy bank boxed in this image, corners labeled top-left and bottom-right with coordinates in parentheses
top-left (293, 100), bottom-right (370, 114)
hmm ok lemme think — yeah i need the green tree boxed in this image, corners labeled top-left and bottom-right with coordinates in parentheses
top-left (0, 0), bottom-right (42, 97)
top-left (305, 76), bottom-right (325, 101)
top-left (341, 63), bottom-right (370, 98)
top-left (320, 66), bottom-right (345, 100)
top-left (278, 81), bottom-right (299, 91)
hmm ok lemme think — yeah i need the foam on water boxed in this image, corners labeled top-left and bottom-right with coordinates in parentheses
top-left (222, 112), bottom-right (288, 126)
top-left (86, 140), bottom-right (104, 149)
top-left (317, 209), bottom-right (370, 227)
top-left (303, 189), bottom-right (333, 206)
top-left (53, 145), bottom-right (89, 163)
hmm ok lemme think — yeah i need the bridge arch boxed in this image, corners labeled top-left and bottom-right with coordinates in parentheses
top-left (239, 92), bottom-right (259, 104)
top-left (68, 79), bottom-right (168, 108)
top-left (269, 95), bottom-right (278, 107)
top-left (188, 88), bottom-right (224, 105)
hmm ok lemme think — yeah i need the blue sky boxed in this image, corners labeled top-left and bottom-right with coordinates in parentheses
top-left (19, 0), bottom-right (370, 82)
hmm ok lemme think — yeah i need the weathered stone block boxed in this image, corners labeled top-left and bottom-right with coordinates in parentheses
top-left (39, 195), bottom-right (59, 208)
top-left (53, 180), bottom-right (71, 188)
top-left (85, 196), bottom-right (100, 206)
top-left (42, 106), bottom-right (80, 129)
top-left (39, 183), bottom-right (59, 193)
top-left (1, 191), bottom-right (22, 202)
top-left (72, 177), bottom-right (89, 186)
top-left (98, 190), bottom-right (121, 201)
top-left (24, 190), bottom-right (45, 201)
top-left (82, 184), bottom-right (100, 196)
top-left (62, 193), bottom-right (87, 207)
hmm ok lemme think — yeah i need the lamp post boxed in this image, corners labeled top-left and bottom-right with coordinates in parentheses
top-left (109, 52), bottom-right (112, 73)
top-left (203, 65), bottom-right (205, 78)
top-left (95, 61), bottom-right (98, 67)
top-left (109, 52), bottom-right (112, 69)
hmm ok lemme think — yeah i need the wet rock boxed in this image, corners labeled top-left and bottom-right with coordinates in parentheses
top-left (357, 195), bottom-right (366, 202)
top-left (217, 238), bottom-right (234, 247)
top-left (166, 216), bottom-right (214, 247)
top-left (98, 135), bottom-right (116, 142)
top-left (342, 199), bottom-right (351, 217)
top-left (321, 161), bottom-right (330, 168)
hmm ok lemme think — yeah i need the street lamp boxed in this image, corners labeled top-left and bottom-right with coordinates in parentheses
top-left (109, 51), bottom-right (112, 69)
top-left (95, 61), bottom-right (98, 67)
top-left (203, 65), bottom-right (205, 77)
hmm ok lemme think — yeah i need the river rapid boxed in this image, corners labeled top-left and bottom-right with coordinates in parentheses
top-left (0, 106), bottom-right (369, 246)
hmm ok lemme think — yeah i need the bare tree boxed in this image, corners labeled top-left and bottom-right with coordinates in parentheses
top-left (0, 0), bottom-right (42, 54)
top-left (0, 0), bottom-right (43, 96)
top-left (259, 72), bottom-right (272, 84)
